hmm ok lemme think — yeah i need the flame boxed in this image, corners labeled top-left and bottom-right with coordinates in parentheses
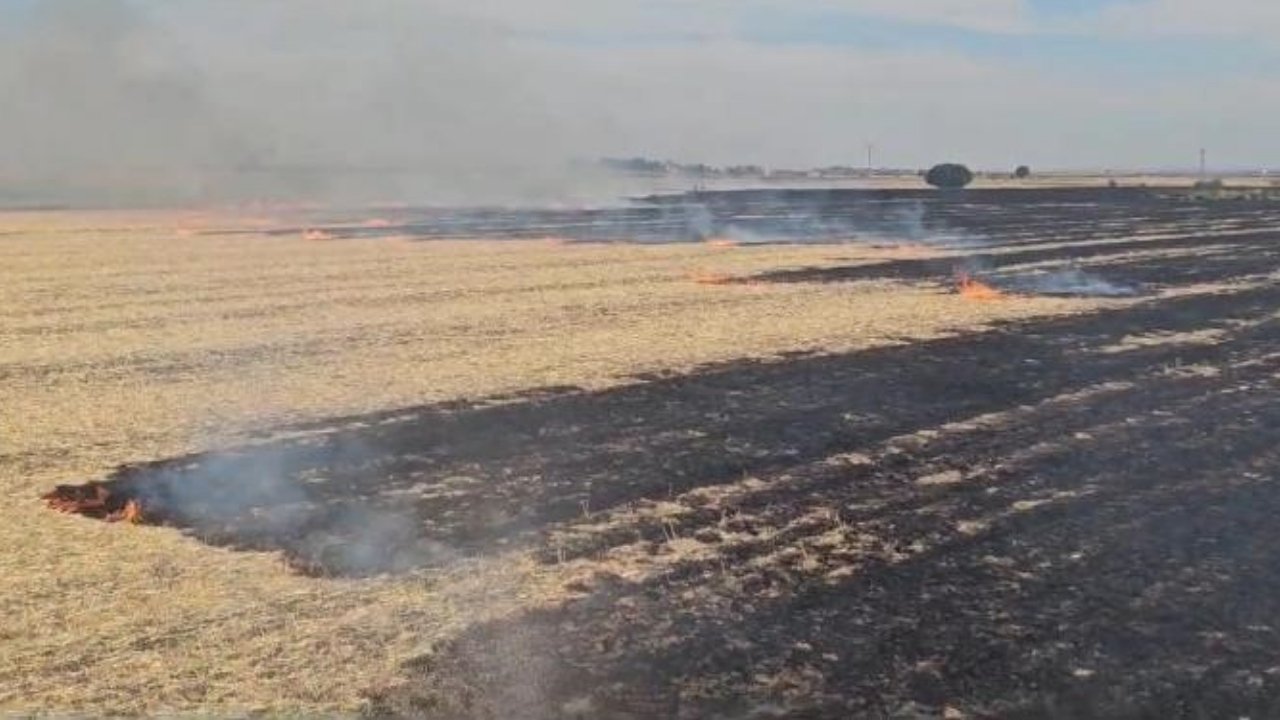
top-left (705, 238), bottom-right (738, 249)
top-left (956, 273), bottom-right (1005, 301)
top-left (302, 229), bottom-right (335, 241)
top-left (111, 499), bottom-right (144, 524)
top-left (43, 482), bottom-right (142, 523)
top-left (363, 218), bottom-right (393, 228)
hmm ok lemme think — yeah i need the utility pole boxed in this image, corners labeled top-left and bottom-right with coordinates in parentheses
top-left (866, 143), bottom-right (876, 176)
top-left (1200, 148), bottom-right (1207, 178)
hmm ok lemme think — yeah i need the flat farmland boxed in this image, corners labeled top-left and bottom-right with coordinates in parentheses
top-left (5, 190), bottom-right (1280, 717)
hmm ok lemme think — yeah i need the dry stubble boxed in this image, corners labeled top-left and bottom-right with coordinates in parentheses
top-left (0, 210), bottom-right (1100, 713)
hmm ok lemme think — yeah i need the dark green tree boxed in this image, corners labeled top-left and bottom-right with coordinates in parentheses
top-left (925, 163), bottom-right (974, 189)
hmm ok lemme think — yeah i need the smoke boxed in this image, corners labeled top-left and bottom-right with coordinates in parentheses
top-left (955, 256), bottom-right (1139, 298)
top-left (0, 1), bottom-right (1074, 208)
top-left (0, 1), bottom-right (650, 207)
top-left (1001, 266), bottom-right (1139, 297)
top-left (630, 197), bottom-right (987, 246)
top-left (119, 435), bottom-right (456, 576)
top-left (0, 2), bottom-right (234, 205)
top-left (7, 0), bottom-right (1280, 207)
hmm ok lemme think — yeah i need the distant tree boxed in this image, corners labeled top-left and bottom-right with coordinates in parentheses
top-left (600, 157), bottom-right (667, 174)
top-left (1014, 165), bottom-right (1031, 179)
top-left (675, 163), bottom-right (717, 177)
top-left (925, 163), bottom-right (974, 190)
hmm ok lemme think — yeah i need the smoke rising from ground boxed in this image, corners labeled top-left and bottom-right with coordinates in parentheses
top-left (1000, 266), bottom-right (1139, 297)
top-left (112, 433), bottom-right (460, 577)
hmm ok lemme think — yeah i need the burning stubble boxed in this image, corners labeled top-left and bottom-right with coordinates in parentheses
top-left (956, 272), bottom-right (1006, 301)
top-left (41, 438), bottom-right (461, 577)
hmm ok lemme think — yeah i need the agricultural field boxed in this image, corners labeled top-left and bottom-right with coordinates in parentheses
top-left (5, 189), bottom-right (1280, 717)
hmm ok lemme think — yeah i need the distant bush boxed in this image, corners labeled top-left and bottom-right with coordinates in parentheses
top-left (1193, 178), bottom-right (1225, 191)
top-left (925, 163), bottom-right (974, 190)
top-left (1014, 165), bottom-right (1031, 179)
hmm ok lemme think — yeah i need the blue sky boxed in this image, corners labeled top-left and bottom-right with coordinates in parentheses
top-left (521, 0), bottom-right (1274, 86)
top-left (749, 2), bottom-right (1272, 76)
top-left (1, 0), bottom-right (1278, 198)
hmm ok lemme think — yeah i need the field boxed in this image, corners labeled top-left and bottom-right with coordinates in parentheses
top-left (4, 189), bottom-right (1280, 717)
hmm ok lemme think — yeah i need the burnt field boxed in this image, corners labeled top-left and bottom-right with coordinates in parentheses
top-left (255, 186), bottom-right (1262, 249)
top-left (31, 189), bottom-right (1280, 717)
top-left (377, 293), bottom-right (1280, 719)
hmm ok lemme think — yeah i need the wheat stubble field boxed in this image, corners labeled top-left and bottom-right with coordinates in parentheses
top-left (8, 190), bottom-right (1280, 717)
top-left (0, 205), bottom-right (1097, 714)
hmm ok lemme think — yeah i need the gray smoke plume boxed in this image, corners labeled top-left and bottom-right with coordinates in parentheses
top-left (0, 1), bottom-right (232, 205)
top-left (632, 197), bottom-right (987, 246)
top-left (0, 1), bottom-right (647, 207)
top-left (1001, 267), bottom-right (1139, 297)
top-left (0, 2), bottom-right (1048, 209)
top-left (119, 434), bottom-right (457, 576)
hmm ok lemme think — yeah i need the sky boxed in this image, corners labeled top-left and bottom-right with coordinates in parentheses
top-left (0, 0), bottom-right (1277, 204)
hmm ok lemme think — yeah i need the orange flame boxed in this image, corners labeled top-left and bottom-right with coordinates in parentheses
top-left (302, 229), bottom-right (335, 241)
top-left (43, 483), bottom-right (143, 523)
top-left (956, 273), bottom-right (1005, 301)
top-left (111, 500), bottom-right (144, 525)
top-left (704, 238), bottom-right (738, 249)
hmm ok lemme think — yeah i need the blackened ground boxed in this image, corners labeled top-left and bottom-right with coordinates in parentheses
top-left (70, 193), bottom-right (1280, 716)
top-left (233, 187), bottom-right (1277, 246)
top-left (737, 197), bottom-right (1280, 291)
top-left (361, 281), bottom-right (1280, 719)
top-left (99, 278), bottom-right (1277, 577)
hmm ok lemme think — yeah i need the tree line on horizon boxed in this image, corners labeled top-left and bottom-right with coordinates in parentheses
top-left (599, 157), bottom-right (1033, 188)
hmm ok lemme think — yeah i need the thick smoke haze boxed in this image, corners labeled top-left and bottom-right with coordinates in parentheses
top-left (1, 0), bottom-right (1276, 206)
top-left (0, 1), bottom-right (630, 205)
